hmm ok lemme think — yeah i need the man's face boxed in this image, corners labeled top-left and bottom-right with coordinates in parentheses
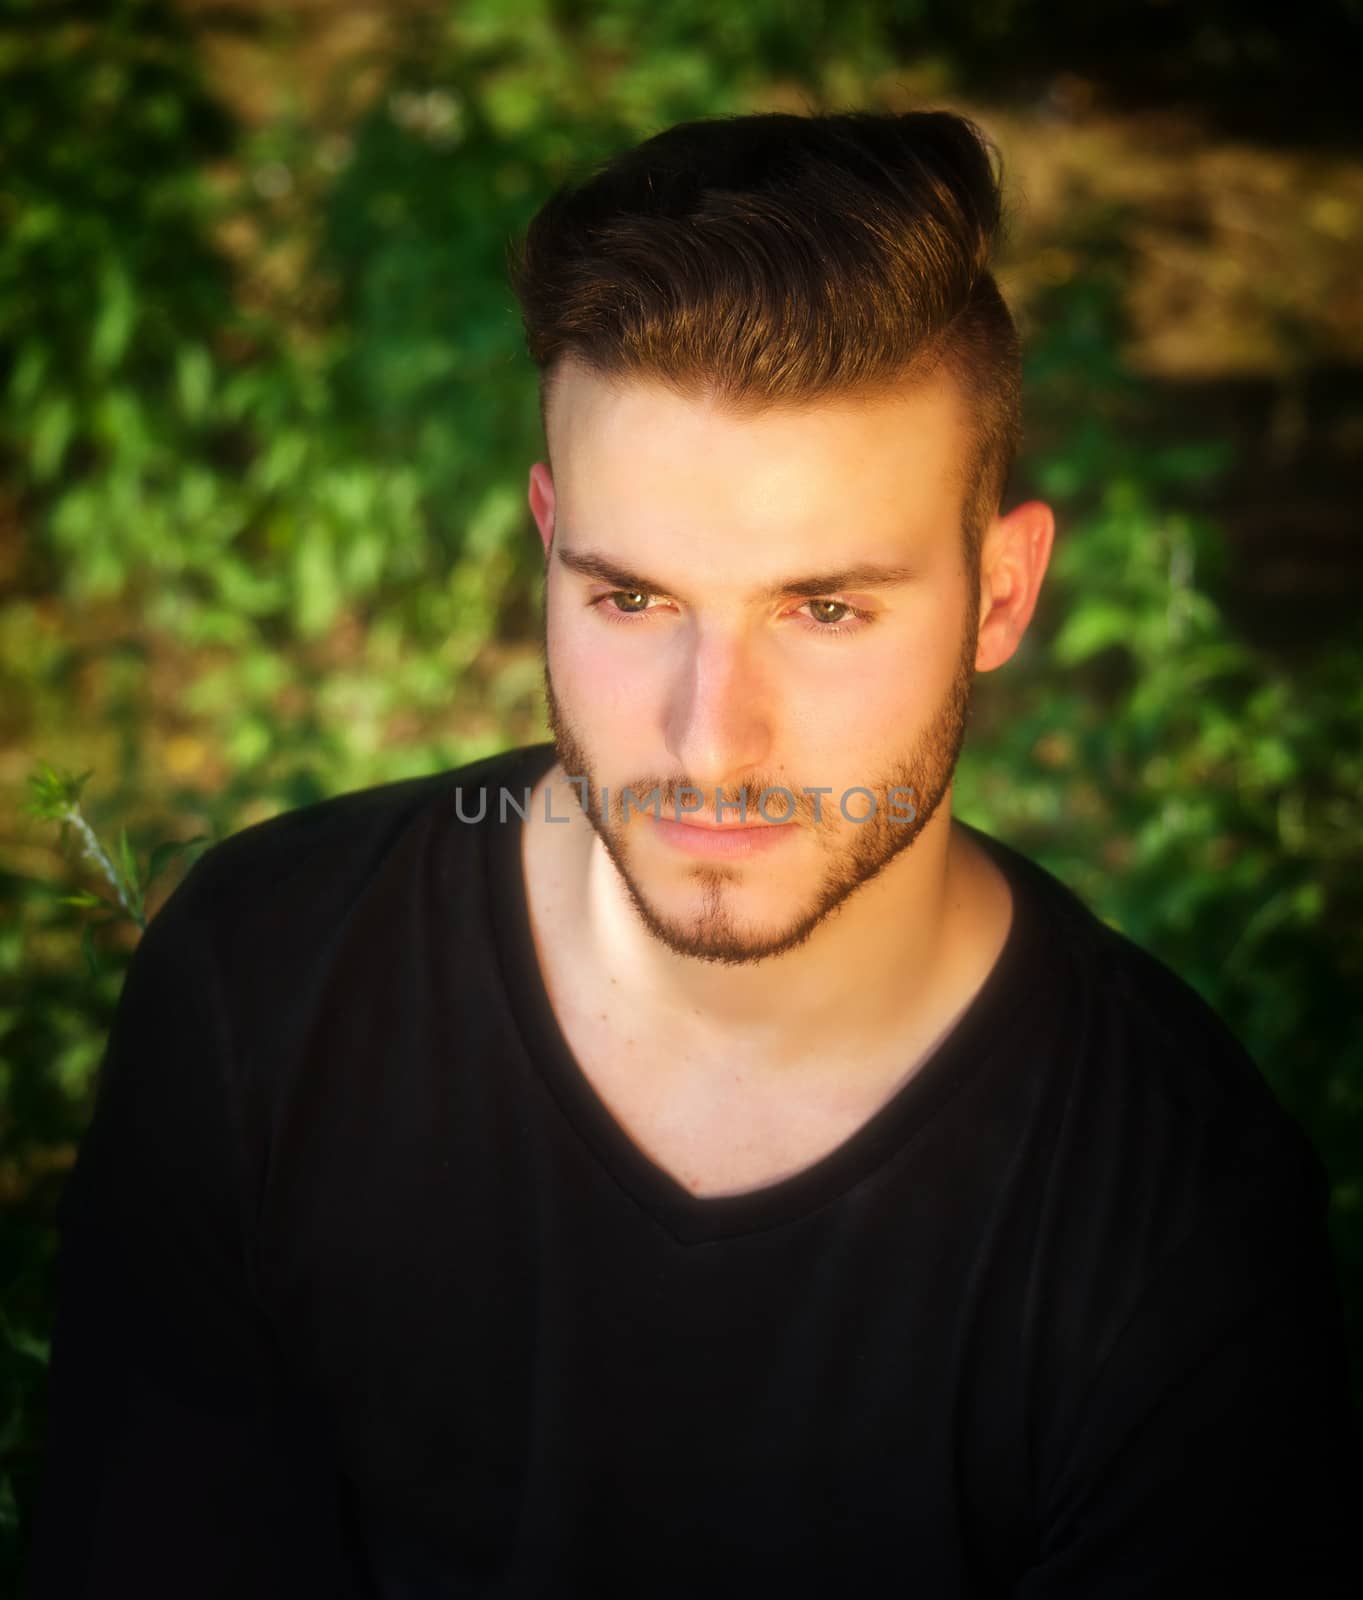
top-left (531, 361), bottom-right (982, 969)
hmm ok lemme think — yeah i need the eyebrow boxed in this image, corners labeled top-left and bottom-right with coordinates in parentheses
top-left (554, 546), bottom-right (922, 605)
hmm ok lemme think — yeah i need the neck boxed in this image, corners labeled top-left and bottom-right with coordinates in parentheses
top-left (524, 760), bottom-right (1008, 1085)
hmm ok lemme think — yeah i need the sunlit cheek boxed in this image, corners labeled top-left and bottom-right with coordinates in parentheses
top-left (783, 625), bottom-right (941, 736)
top-left (803, 638), bottom-right (955, 814)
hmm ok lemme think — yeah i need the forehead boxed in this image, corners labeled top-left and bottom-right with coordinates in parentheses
top-left (543, 359), bottom-right (970, 537)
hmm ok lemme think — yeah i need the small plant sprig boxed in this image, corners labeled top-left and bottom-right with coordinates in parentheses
top-left (24, 761), bottom-right (209, 973)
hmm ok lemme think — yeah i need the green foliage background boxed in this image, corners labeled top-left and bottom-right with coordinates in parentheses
top-left (2, 0), bottom-right (1360, 1582)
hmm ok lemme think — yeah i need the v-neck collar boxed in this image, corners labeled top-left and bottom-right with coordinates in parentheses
top-left (481, 740), bottom-right (1055, 1246)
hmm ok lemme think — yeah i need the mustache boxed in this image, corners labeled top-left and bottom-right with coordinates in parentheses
top-left (624, 781), bottom-right (809, 826)
top-left (590, 778), bottom-right (919, 829)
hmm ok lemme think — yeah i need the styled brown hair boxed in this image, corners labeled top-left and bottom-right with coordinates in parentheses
top-left (507, 108), bottom-right (1022, 573)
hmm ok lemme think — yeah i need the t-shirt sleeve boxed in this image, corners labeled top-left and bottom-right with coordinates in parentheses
top-left (1014, 1151), bottom-right (1363, 1596)
top-left (21, 859), bottom-right (358, 1598)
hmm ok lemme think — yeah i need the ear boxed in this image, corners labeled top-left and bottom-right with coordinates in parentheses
top-left (974, 500), bottom-right (1056, 673)
top-left (527, 461), bottom-right (556, 559)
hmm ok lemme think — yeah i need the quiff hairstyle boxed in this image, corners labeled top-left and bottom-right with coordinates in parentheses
top-left (507, 109), bottom-right (1022, 574)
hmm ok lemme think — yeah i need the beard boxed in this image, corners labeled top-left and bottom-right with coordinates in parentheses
top-left (538, 594), bottom-right (979, 969)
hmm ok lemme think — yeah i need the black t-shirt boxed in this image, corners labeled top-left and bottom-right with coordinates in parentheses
top-left (23, 740), bottom-right (1360, 1597)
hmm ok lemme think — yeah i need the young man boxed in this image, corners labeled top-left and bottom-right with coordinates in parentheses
top-left (25, 110), bottom-right (1358, 1595)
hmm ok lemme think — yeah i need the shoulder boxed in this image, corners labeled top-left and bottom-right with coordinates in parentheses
top-left (155, 743), bottom-right (539, 951)
top-left (985, 833), bottom-right (1334, 1358)
top-left (964, 833), bottom-right (1343, 1494)
top-left (1079, 904), bottom-right (1327, 1245)
top-left (1080, 892), bottom-right (1321, 1203)
top-left (965, 827), bottom-right (1331, 1323)
top-left (127, 743), bottom-right (547, 1086)
top-left (975, 822), bottom-right (1319, 1194)
top-left (113, 742), bottom-right (550, 1175)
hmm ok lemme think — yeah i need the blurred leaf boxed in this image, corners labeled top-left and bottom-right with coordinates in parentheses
top-left (145, 835), bottom-right (208, 890)
top-left (56, 891), bottom-right (108, 911)
top-left (1051, 601), bottom-right (1132, 665)
top-left (79, 921), bottom-right (100, 980)
top-left (89, 262), bottom-right (137, 374)
top-left (116, 828), bottom-right (141, 905)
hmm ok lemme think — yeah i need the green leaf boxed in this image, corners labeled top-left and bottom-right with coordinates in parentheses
top-left (0, 1308), bottom-right (50, 1369)
top-left (116, 827), bottom-right (141, 901)
top-left (175, 344), bottom-right (213, 423)
top-left (292, 525), bottom-right (341, 639)
top-left (145, 835), bottom-right (208, 889)
top-left (1051, 602), bottom-right (1133, 666)
top-left (31, 395), bottom-right (75, 481)
top-left (12, 1330), bottom-right (51, 1364)
top-left (90, 262), bottom-right (137, 373)
top-left (24, 761), bottom-right (94, 820)
top-left (80, 921), bottom-right (100, 979)
top-left (58, 891), bottom-right (109, 910)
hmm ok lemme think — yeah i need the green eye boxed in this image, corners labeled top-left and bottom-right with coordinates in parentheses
top-left (589, 591), bottom-right (876, 637)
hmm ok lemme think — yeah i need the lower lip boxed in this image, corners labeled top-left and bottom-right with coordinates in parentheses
top-left (650, 815), bottom-right (797, 859)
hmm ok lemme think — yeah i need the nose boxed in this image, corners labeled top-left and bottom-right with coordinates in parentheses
top-left (663, 623), bottom-right (773, 803)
